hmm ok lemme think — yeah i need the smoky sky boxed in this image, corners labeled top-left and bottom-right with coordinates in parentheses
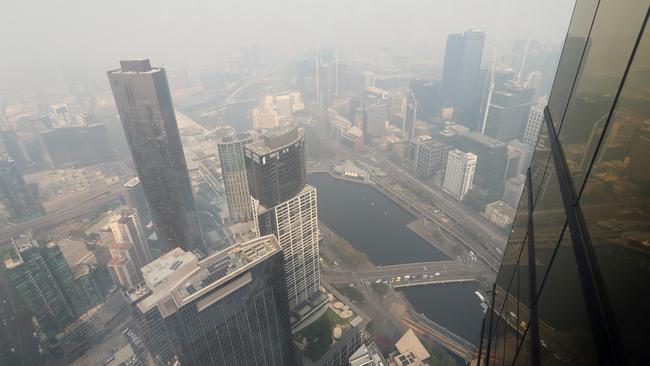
top-left (0, 0), bottom-right (574, 79)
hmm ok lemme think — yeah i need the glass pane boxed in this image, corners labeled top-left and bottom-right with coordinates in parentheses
top-left (579, 22), bottom-right (650, 365)
top-left (531, 156), bottom-right (568, 289)
top-left (496, 182), bottom-right (529, 290)
top-left (547, 0), bottom-right (599, 125)
top-left (529, 116), bottom-right (552, 205)
top-left (536, 232), bottom-right (598, 365)
top-left (557, 0), bottom-right (649, 191)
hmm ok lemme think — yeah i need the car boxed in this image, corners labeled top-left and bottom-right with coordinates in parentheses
top-left (364, 281), bottom-right (370, 286)
top-left (404, 275), bottom-right (410, 279)
top-left (434, 272), bottom-right (440, 276)
top-left (390, 278), bottom-right (395, 283)
top-left (375, 279), bottom-right (382, 284)
top-left (348, 283), bottom-right (354, 287)
top-left (422, 274), bottom-right (428, 279)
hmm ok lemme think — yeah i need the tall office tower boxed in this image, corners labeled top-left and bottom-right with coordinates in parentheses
top-left (404, 89), bottom-right (418, 140)
top-left (245, 128), bottom-right (306, 208)
top-left (123, 176), bottom-right (152, 226)
top-left (107, 59), bottom-right (202, 252)
top-left (217, 132), bottom-right (254, 223)
top-left (296, 58), bottom-right (314, 97)
top-left (484, 84), bottom-right (535, 141)
top-left (475, 2), bottom-right (650, 365)
top-left (364, 100), bottom-right (389, 138)
top-left (410, 78), bottom-right (440, 123)
top-left (443, 149), bottom-right (477, 201)
top-left (441, 33), bottom-right (465, 107)
top-left (245, 128), bottom-right (319, 309)
top-left (0, 157), bottom-right (44, 223)
top-left (254, 185), bottom-right (318, 309)
top-left (522, 105), bottom-right (544, 146)
top-left (458, 131), bottom-right (508, 192)
top-left (4, 236), bottom-right (101, 338)
top-left (109, 209), bottom-right (152, 267)
top-left (130, 235), bottom-right (293, 366)
top-left (415, 140), bottom-right (451, 179)
top-left (317, 61), bottom-right (338, 110)
top-left (441, 30), bottom-right (486, 130)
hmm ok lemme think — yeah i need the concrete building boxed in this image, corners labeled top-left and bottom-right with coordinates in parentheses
top-left (217, 132), bottom-right (254, 223)
top-left (129, 236), bottom-right (293, 366)
top-left (107, 59), bottom-right (203, 252)
top-left (458, 131), bottom-right (508, 193)
top-left (484, 84), bottom-right (534, 142)
top-left (415, 140), bottom-right (451, 179)
top-left (522, 105), bottom-right (544, 146)
top-left (254, 185), bottom-right (319, 309)
top-left (251, 104), bottom-right (280, 129)
top-left (109, 210), bottom-right (152, 268)
top-left (484, 200), bottom-right (516, 229)
top-left (503, 174), bottom-right (526, 208)
top-left (364, 100), bottom-right (389, 138)
top-left (443, 149), bottom-right (477, 201)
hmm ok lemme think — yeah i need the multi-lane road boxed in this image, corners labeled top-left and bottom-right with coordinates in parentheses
top-left (0, 182), bottom-right (124, 248)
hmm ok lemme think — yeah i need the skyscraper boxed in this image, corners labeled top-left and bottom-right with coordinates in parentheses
top-left (476, 2), bottom-right (650, 365)
top-left (443, 149), bottom-right (477, 201)
top-left (415, 140), bottom-right (451, 179)
top-left (4, 236), bottom-right (102, 338)
top-left (522, 105), bottom-right (544, 146)
top-left (123, 176), bottom-right (152, 226)
top-left (0, 157), bottom-right (44, 223)
top-left (441, 30), bottom-right (486, 130)
top-left (107, 59), bottom-right (202, 252)
top-left (409, 78), bottom-right (440, 124)
top-left (109, 209), bottom-right (152, 268)
top-left (484, 84), bottom-right (534, 142)
top-left (441, 33), bottom-right (464, 108)
top-left (245, 127), bottom-right (320, 309)
top-left (217, 132), bottom-right (254, 223)
top-left (245, 127), bottom-right (306, 208)
top-left (130, 235), bottom-right (293, 366)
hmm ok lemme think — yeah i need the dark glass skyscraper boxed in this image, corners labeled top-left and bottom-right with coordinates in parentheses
top-left (484, 84), bottom-right (534, 142)
top-left (107, 60), bottom-right (202, 252)
top-left (244, 127), bottom-right (306, 208)
top-left (476, 1), bottom-right (650, 365)
top-left (441, 30), bottom-right (486, 130)
top-left (129, 235), bottom-right (293, 366)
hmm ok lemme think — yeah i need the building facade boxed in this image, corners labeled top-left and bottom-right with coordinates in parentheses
top-left (130, 236), bottom-right (294, 366)
top-left (123, 176), bottom-right (152, 227)
top-left (443, 149), bottom-right (477, 201)
top-left (255, 185), bottom-right (319, 309)
top-left (245, 127), bottom-right (320, 310)
top-left (476, 2), bottom-right (650, 365)
top-left (245, 127), bottom-right (306, 208)
top-left (217, 132), bottom-right (254, 223)
top-left (415, 140), bottom-right (450, 179)
top-left (107, 59), bottom-right (202, 252)
top-left (522, 105), bottom-right (545, 146)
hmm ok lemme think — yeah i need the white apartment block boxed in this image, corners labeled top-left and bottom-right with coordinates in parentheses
top-left (443, 149), bottom-right (477, 201)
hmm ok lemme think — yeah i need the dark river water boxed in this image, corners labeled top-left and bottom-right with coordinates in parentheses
top-left (308, 173), bottom-right (484, 345)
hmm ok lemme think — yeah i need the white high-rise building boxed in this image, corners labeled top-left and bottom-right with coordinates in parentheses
top-left (109, 210), bottom-right (152, 269)
top-left (443, 149), bottom-right (477, 201)
top-left (523, 105), bottom-right (544, 146)
top-left (253, 185), bottom-right (319, 309)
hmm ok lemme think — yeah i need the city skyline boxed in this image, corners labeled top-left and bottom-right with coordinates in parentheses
top-left (4, 1), bottom-right (647, 365)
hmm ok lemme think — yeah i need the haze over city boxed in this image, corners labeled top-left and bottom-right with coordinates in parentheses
top-left (1, 1), bottom-right (649, 366)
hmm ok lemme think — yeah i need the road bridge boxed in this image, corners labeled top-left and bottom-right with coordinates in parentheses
top-left (404, 311), bottom-right (476, 361)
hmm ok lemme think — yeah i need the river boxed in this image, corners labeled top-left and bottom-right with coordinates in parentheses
top-left (308, 173), bottom-right (484, 346)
